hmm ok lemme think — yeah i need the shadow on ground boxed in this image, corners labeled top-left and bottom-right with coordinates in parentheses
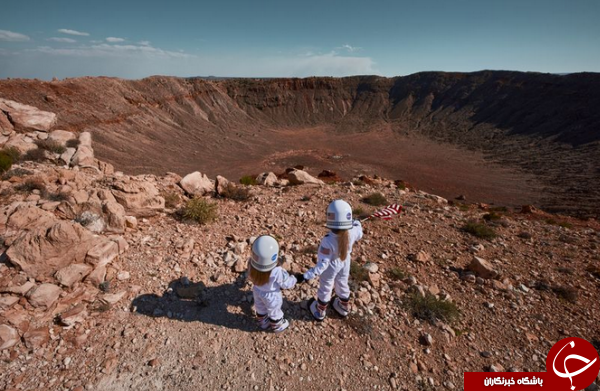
top-left (131, 275), bottom-right (309, 332)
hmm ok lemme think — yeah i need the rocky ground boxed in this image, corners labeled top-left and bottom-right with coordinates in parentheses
top-left (0, 99), bottom-right (599, 391)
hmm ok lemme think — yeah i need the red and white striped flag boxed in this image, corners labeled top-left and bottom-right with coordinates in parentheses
top-left (363, 204), bottom-right (403, 221)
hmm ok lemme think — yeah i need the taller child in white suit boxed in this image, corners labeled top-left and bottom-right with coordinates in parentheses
top-left (299, 200), bottom-right (363, 321)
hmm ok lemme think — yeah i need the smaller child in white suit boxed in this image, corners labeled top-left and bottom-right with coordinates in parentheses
top-left (299, 200), bottom-right (363, 320)
top-left (248, 235), bottom-right (298, 333)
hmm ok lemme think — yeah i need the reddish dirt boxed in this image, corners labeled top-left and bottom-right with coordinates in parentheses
top-left (1, 71), bottom-right (598, 217)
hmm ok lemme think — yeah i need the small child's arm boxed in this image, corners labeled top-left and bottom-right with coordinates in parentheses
top-left (277, 269), bottom-right (298, 290)
top-left (351, 220), bottom-right (364, 242)
top-left (303, 241), bottom-right (332, 281)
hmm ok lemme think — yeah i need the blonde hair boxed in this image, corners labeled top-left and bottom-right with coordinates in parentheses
top-left (248, 263), bottom-right (272, 286)
top-left (332, 229), bottom-right (350, 260)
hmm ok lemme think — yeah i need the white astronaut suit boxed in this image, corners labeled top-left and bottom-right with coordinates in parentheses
top-left (304, 220), bottom-right (363, 304)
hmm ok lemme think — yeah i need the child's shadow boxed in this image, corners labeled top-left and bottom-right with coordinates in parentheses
top-left (131, 275), bottom-right (307, 332)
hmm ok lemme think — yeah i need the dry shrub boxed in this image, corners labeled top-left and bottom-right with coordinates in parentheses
top-left (406, 292), bottom-right (460, 324)
top-left (15, 177), bottom-right (46, 193)
top-left (462, 220), bottom-right (497, 240)
top-left (361, 192), bottom-right (388, 206)
top-left (220, 183), bottom-right (251, 202)
top-left (161, 191), bottom-right (181, 209)
top-left (180, 198), bottom-right (218, 225)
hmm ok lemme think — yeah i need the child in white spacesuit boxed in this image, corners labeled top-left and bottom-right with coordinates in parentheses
top-left (298, 199), bottom-right (363, 321)
top-left (247, 235), bottom-right (299, 333)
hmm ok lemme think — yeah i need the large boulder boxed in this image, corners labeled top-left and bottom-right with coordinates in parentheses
top-left (4, 205), bottom-right (57, 240)
top-left (79, 132), bottom-right (92, 147)
top-left (256, 172), bottom-right (278, 186)
top-left (287, 169), bottom-right (324, 186)
top-left (111, 178), bottom-right (164, 217)
top-left (26, 283), bottom-right (62, 308)
top-left (102, 200), bottom-right (126, 233)
top-left (85, 240), bottom-right (119, 267)
top-left (0, 111), bottom-right (14, 135)
top-left (0, 324), bottom-right (19, 350)
top-left (6, 220), bottom-right (101, 280)
top-left (180, 171), bottom-right (214, 196)
top-left (468, 256), bottom-right (499, 280)
top-left (48, 130), bottom-right (75, 145)
top-left (215, 175), bottom-right (230, 196)
top-left (55, 263), bottom-right (93, 288)
top-left (71, 145), bottom-right (95, 166)
top-left (60, 147), bottom-right (77, 165)
top-left (4, 133), bottom-right (37, 154)
top-left (0, 98), bottom-right (57, 132)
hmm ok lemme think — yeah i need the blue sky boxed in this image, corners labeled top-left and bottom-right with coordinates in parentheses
top-left (0, 0), bottom-right (598, 79)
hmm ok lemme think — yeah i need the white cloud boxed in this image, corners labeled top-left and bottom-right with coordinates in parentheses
top-left (138, 41), bottom-right (151, 46)
top-left (30, 43), bottom-right (194, 59)
top-left (339, 44), bottom-right (361, 53)
top-left (47, 37), bottom-right (77, 43)
top-left (106, 37), bottom-right (125, 43)
top-left (0, 29), bottom-right (30, 42)
top-left (58, 29), bottom-right (89, 36)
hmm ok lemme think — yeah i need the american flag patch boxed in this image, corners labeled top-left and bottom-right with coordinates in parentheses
top-left (327, 212), bottom-right (336, 220)
top-left (319, 246), bottom-right (331, 255)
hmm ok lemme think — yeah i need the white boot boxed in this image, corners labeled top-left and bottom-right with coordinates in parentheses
top-left (309, 299), bottom-right (328, 321)
top-left (270, 318), bottom-right (290, 333)
top-left (332, 297), bottom-right (350, 317)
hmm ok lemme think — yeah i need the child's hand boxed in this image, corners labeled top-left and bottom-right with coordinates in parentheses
top-left (294, 273), bottom-right (305, 284)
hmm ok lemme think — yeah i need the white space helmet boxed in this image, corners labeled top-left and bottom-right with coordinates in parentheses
top-left (326, 199), bottom-right (353, 230)
top-left (250, 235), bottom-right (279, 272)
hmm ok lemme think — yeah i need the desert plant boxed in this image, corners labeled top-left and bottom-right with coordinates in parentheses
top-left (15, 177), bottom-right (46, 193)
top-left (483, 212), bottom-right (502, 221)
top-left (0, 151), bottom-right (12, 174)
top-left (43, 191), bottom-right (70, 202)
top-left (387, 267), bottom-right (407, 281)
top-left (462, 220), bottom-right (497, 240)
top-left (350, 261), bottom-right (369, 282)
top-left (352, 179), bottom-right (365, 186)
top-left (1, 167), bottom-right (32, 180)
top-left (1, 146), bottom-right (21, 162)
top-left (406, 292), bottom-right (460, 323)
top-left (161, 191), bottom-right (181, 209)
top-left (361, 192), bottom-right (388, 206)
top-left (180, 198), bottom-right (218, 224)
top-left (352, 206), bottom-right (365, 216)
top-left (220, 183), bottom-right (251, 201)
top-left (239, 175), bottom-right (257, 186)
top-left (22, 148), bottom-right (47, 162)
top-left (35, 139), bottom-right (66, 154)
top-left (552, 286), bottom-right (578, 303)
top-left (66, 138), bottom-right (81, 148)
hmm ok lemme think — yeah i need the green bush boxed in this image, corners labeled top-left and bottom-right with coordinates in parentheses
top-left (361, 192), bottom-right (388, 206)
top-left (180, 198), bottom-right (218, 225)
top-left (462, 220), bottom-right (497, 240)
top-left (0, 152), bottom-right (12, 174)
top-left (239, 175), bottom-right (257, 186)
top-left (406, 292), bottom-right (460, 323)
top-left (1, 147), bottom-right (21, 162)
top-left (35, 139), bottom-right (66, 154)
